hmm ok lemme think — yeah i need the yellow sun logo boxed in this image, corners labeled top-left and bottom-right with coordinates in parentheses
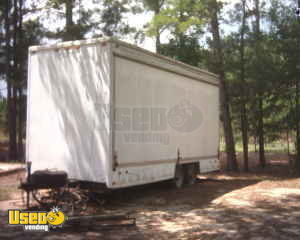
top-left (46, 207), bottom-right (66, 227)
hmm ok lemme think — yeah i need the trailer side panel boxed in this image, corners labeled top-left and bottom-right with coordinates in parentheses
top-left (109, 52), bottom-right (219, 188)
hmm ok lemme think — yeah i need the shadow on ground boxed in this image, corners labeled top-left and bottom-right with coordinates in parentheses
top-left (1, 163), bottom-right (300, 239)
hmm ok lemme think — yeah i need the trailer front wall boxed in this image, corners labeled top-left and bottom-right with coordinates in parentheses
top-left (27, 43), bottom-right (112, 183)
top-left (110, 55), bottom-right (219, 188)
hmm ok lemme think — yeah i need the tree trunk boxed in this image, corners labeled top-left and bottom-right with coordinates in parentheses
top-left (296, 77), bottom-right (300, 170)
top-left (178, 3), bottom-right (185, 60)
top-left (156, 33), bottom-right (161, 53)
top-left (258, 97), bottom-right (266, 167)
top-left (17, 0), bottom-right (24, 161)
top-left (18, 90), bottom-right (23, 160)
top-left (154, 5), bottom-right (161, 53)
top-left (64, 0), bottom-right (74, 41)
top-left (287, 130), bottom-right (290, 156)
top-left (6, 0), bottom-right (18, 161)
top-left (255, 0), bottom-right (265, 168)
top-left (12, 0), bottom-right (20, 161)
top-left (5, 0), bottom-right (11, 158)
top-left (145, 0), bottom-right (165, 53)
top-left (240, 0), bottom-right (249, 172)
top-left (208, 0), bottom-right (238, 171)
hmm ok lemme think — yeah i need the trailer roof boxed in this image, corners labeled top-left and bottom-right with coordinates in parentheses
top-left (29, 37), bottom-right (219, 85)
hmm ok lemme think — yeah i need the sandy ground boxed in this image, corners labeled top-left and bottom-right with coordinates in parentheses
top-left (0, 154), bottom-right (300, 239)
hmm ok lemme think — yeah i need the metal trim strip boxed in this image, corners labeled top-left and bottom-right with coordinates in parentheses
top-left (113, 53), bottom-right (219, 87)
top-left (116, 155), bottom-right (218, 168)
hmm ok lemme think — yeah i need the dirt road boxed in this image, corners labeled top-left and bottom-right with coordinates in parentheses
top-left (0, 160), bottom-right (300, 239)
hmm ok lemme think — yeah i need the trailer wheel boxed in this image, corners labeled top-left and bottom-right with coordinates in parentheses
top-left (173, 165), bottom-right (185, 188)
top-left (185, 164), bottom-right (198, 185)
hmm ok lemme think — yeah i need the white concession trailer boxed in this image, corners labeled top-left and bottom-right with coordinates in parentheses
top-left (26, 38), bottom-right (220, 189)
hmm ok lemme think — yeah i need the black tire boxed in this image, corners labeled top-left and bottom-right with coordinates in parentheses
top-left (173, 164), bottom-right (185, 188)
top-left (185, 164), bottom-right (198, 185)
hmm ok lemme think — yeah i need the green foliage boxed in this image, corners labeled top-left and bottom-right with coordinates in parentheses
top-left (219, 0), bottom-right (300, 164)
top-left (147, 0), bottom-right (204, 37)
top-left (142, 0), bottom-right (164, 12)
top-left (3, 0), bottom-right (300, 162)
top-left (159, 34), bottom-right (205, 67)
top-left (144, 0), bottom-right (206, 68)
top-left (44, 0), bottom-right (99, 40)
top-left (101, 0), bottom-right (137, 37)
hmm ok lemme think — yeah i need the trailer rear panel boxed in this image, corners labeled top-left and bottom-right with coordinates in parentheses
top-left (27, 40), bottom-right (112, 184)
